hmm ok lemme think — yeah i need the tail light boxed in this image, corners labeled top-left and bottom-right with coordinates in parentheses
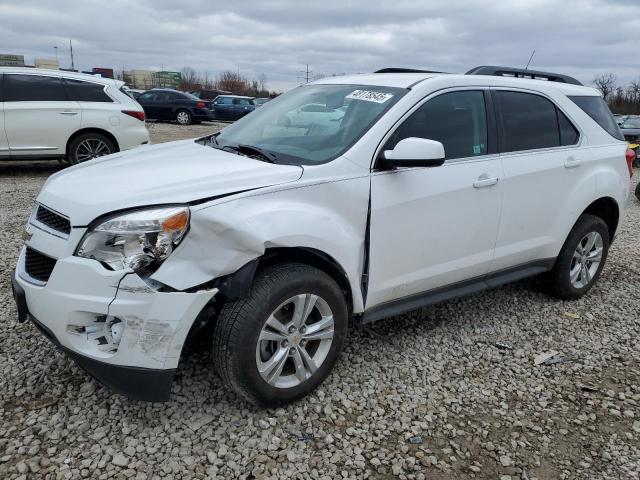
top-left (626, 148), bottom-right (635, 177)
top-left (195, 101), bottom-right (206, 109)
top-left (122, 110), bottom-right (145, 121)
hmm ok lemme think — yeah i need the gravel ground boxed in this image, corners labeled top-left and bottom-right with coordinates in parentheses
top-left (1, 124), bottom-right (639, 479)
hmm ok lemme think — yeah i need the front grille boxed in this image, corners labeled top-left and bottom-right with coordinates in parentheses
top-left (24, 247), bottom-right (57, 283)
top-left (35, 205), bottom-right (71, 235)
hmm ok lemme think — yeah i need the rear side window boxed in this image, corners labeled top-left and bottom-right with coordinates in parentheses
top-left (497, 91), bottom-right (560, 152)
top-left (387, 90), bottom-right (488, 160)
top-left (5, 74), bottom-right (67, 101)
top-left (64, 79), bottom-right (112, 102)
top-left (569, 96), bottom-right (624, 141)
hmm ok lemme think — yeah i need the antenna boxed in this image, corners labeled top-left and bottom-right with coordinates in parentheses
top-left (524, 49), bottom-right (536, 70)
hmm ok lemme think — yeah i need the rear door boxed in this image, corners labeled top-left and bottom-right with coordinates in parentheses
top-left (0, 74), bottom-right (9, 158)
top-left (64, 78), bottom-right (115, 127)
top-left (4, 73), bottom-right (81, 157)
top-left (232, 97), bottom-right (253, 119)
top-left (489, 88), bottom-right (587, 271)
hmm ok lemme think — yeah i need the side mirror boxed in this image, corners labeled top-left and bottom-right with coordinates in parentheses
top-left (379, 138), bottom-right (445, 168)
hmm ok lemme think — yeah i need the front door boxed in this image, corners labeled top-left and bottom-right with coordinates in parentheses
top-left (366, 89), bottom-right (503, 309)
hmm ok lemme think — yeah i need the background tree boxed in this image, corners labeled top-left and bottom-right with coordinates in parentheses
top-left (593, 73), bottom-right (617, 102)
top-left (180, 67), bottom-right (200, 91)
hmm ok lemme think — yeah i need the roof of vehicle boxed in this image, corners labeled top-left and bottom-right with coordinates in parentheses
top-left (216, 94), bottom-right (255, 99)
top-left (313, 71), bottom-right (600, 96)
top-left (0, 66), bottom-right (121, 86)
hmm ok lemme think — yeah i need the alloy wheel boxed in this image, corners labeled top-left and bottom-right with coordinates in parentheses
top-left (569, 231), bottom-right (603, 289)
top-left (256, 293), bottom-right (335, 388)
top-left (76, 138), bottom-right (110, 162)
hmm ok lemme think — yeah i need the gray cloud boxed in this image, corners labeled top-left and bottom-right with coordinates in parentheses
top-left (0, 0), bottom-right (638, 91)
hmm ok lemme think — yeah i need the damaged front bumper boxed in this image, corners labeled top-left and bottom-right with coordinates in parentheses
top-left (12, 247), bottom-right (216, 401)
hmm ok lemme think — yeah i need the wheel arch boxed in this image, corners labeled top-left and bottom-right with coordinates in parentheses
top-left (581, 196), bottom-right (619, 241)
top-left (211, 247), bottom-right (355, 317)
top-left (66, 128), bottom-right (120, 157)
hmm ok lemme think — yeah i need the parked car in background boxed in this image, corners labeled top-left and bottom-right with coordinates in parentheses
top-left (189, 89), bottom-right (232, 101)
top-left (136, 89), bottom-right (214, 125)
top-left (123, 88), bottom-right (145, 100)
top-left (253, 97), bottom-right (270, 107)
top-left (0, 67), bottom-right (149, 163)
top-left (210, 95), bottom-right (256, 120)
top-left (620, 116), bottom-right (640, 165)
top-left (614, 114), bottom-right (627, 126)
top-left (12, 66), bottom-right (632, 405)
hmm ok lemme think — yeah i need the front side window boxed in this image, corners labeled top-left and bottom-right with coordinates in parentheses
top-left (65, 79), bottom-right (112, 102)
top-left (5, 74), bottom-right (67, 102)
top-left (213, 84), bottom-right (406, 165)
top-left (385, 90), bottom-right (488, 160)
top-left (216, 97), bottom-right (233, 105)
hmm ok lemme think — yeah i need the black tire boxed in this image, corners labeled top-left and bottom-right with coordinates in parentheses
top-left (635, 180), bottom-right (640, 202)
top-left (175, 109), bottom-right (192, 125)
top-left (68, 133), bottom-right (116, 164)
top-left (545, 214), bottom-right (610, 299)
top-left (213, 263), bottom-right (348, 406)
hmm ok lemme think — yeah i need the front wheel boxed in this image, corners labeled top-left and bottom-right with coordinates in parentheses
top-left (545, 214), bottom-right (610, 299)
top-left (213, 263), bottom-right (348, 406)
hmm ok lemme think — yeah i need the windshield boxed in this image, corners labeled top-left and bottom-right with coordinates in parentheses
top-left (622, 118), bottom-right (640, 129)
top-left (214, 84), bottom-right (406, 164)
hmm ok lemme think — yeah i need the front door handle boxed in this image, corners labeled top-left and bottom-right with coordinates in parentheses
top-left (564, 156), bottom-right (581, 168)
top-left (59, 111), bottom-right (78, 115)
top-left (473, 174), bottom-right (499, 188)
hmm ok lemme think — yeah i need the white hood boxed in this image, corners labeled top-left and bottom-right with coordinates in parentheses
top-left (37, 139), bottom-right (303, 225)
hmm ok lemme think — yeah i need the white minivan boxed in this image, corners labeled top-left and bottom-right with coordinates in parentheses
top-left (12, 66), bottom-right (633, 406)
top-left (0, 67), bottom-right (149, 163)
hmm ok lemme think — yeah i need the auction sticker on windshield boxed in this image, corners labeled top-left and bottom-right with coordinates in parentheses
top-left (346, 90), bottom-right (394, 103)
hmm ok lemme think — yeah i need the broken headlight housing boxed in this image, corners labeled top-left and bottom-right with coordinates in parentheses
top-left (76, 206), bottom-right (190, 276)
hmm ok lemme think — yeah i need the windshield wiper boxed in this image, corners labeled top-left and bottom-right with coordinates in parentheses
top-left (206, 135), bottom-right (277, 164)
top-left (235, 144), bottom-right (278, 163)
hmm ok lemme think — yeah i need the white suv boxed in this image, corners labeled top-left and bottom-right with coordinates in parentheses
top-left (0, 68), bottom-right (149, 163)
top-left (12, 66), bottom-right (633, 405)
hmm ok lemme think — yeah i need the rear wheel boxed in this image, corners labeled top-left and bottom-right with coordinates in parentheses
top-left (545, 214), bottom-right (609, 299)
top-left (175, 109), bottom-right (192, 125)
top-left (213, 263), bottom-right (348, 406)
top-left (68, 133), bottom-right (116, 164)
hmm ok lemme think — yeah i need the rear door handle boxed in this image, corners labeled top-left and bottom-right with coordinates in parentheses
top-left (59, 111), bottom-right (78, 115)
top-left (564, 156), bottom-right (581, 168)
top-left (473, 174), bottom-right (499, 188)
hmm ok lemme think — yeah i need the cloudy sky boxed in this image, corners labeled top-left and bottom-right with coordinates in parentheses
top-left (1, 0), bottom-right (638, 91)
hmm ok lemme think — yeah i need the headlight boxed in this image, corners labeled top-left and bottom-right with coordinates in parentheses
top-left (76, 206), bottom-right (190, 276)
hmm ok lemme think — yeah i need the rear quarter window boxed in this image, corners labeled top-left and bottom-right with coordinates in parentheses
top-left (569, 96), bottom-right (624, 141)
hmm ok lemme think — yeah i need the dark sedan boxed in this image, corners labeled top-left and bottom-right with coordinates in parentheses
top-left (136, 89), bottom-right (215, 125)
top-left (210, 95), bottom-right (256, 121)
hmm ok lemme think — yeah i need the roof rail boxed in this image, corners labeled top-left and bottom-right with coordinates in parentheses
top-left (374, 67), bottom-right (444, 74)
top-left (466, 65), bottom-right (583, 86)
